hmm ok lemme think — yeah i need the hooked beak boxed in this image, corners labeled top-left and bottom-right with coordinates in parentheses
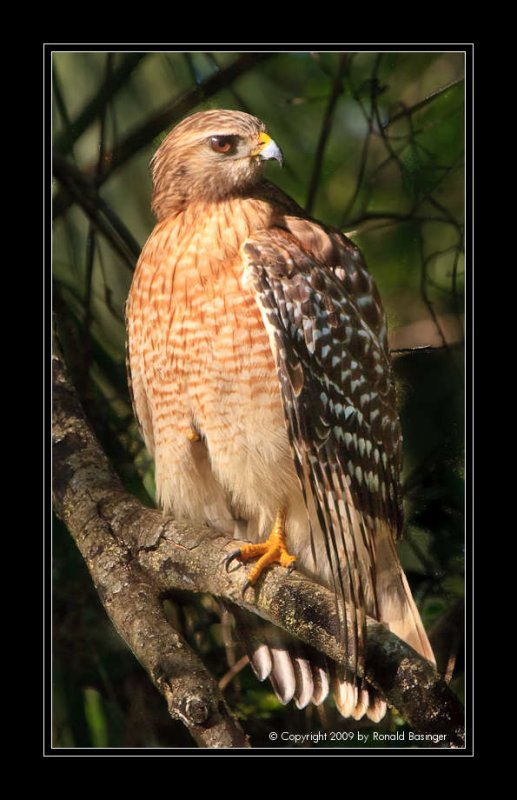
top-left (251, 131), bottom-right (283, 166)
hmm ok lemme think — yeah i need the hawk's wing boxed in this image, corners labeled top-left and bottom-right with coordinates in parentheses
top-left (242, 222), bottom-right (402, 675)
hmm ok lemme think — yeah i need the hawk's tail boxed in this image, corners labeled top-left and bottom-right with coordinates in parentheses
top-left (231, 519), bottom-right (435, 721)
top-left (232, 609), bottom-right (388, 720)
top-left (330, 520), bottom-right (436, 721)
top-left (373, 520), bottom-right (435, 665)
top-left (232, 608), bottom-right (330, 710)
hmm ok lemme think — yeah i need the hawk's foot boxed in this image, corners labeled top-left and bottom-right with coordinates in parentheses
top-left (224, 508), bottom-right (296, 595)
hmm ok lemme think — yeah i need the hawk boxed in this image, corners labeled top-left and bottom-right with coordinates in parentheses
top-left (126, 109), bottom-right (435, 722)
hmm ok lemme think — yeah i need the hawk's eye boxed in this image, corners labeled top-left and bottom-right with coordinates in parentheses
top-left (210, 135), bottom-right (236, 154)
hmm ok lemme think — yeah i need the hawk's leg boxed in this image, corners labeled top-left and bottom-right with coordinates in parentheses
top-left (225, 508), bottom-right (297, 594)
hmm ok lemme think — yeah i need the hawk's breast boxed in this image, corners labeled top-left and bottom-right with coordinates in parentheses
top-left (127, 201), bottom-right (302, 534)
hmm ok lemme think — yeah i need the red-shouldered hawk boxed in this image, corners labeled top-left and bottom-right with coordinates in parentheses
top-left (126, 109), bottom-right (435, 721)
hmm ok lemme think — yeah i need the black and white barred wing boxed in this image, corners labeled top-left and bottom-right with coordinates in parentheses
top-left (242, 225), bottom-right (404, 675)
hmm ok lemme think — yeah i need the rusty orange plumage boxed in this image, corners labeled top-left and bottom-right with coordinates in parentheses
top-left (126, 109), bottom-right (435, 720)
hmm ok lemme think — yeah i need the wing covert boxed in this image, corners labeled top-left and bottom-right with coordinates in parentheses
top-left (243, 225), bottom-right (403, 674)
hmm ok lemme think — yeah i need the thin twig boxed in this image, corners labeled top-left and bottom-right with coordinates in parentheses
top-left (82, 229), bottom-right (96, 384)
top-left (390, 345), bottom-right (434, 355)
top-left (53, 154), bottom-right (140, 269)
top-left (83, 54), bottom-right (115, 379)
top-left (384, 77), bottom-right (464, 129)
top-left (218, 656), bottom-right (250, 692)
top-left (340, 55), bottom-right (381, 224)
top-left (343, 210), bottom-right (460, 230)
top-left (417, 227), bottom-right (457, 356)
top-left (429, 600), bottom-right (464, 683)
top-left (306, 54), bottom-right (347, 214)
top-left (55, 53), bottom-right (147, 155)
top-left (52, 65), bottom-right (74, 148)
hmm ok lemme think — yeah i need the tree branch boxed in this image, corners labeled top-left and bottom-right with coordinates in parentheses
top-left (52, 336), bottom-right (465, 749)
top-left (305, 54), bottom-right (347, 214)
top-left (53, 337), bottom-right (249, 748)
top-left (53, 154), bottom-right (140, 269)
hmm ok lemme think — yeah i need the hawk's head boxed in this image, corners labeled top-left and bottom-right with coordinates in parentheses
top-left (151, 109), bottom-right (283, 220)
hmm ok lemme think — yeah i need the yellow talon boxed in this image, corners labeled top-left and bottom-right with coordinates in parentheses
top-left (226, 508), bottom-right (296, 589)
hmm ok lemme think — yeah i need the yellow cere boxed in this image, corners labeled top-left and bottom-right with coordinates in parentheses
top-left (251, 131), bottom-right (273, 156)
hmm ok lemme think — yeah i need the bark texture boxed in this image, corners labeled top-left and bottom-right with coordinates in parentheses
top-left (52, 340), bottom-right (465, 749)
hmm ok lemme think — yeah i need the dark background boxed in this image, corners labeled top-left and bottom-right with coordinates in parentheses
top-left (52, 49), bottom-right (465, 748)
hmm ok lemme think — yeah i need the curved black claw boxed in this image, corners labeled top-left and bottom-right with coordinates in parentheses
top-left (223, 549), bottom-right (242, 572)
top-left (241, 579), bottom-right (252, 598)
top-left (287, 561), bottom-right (297, 575)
